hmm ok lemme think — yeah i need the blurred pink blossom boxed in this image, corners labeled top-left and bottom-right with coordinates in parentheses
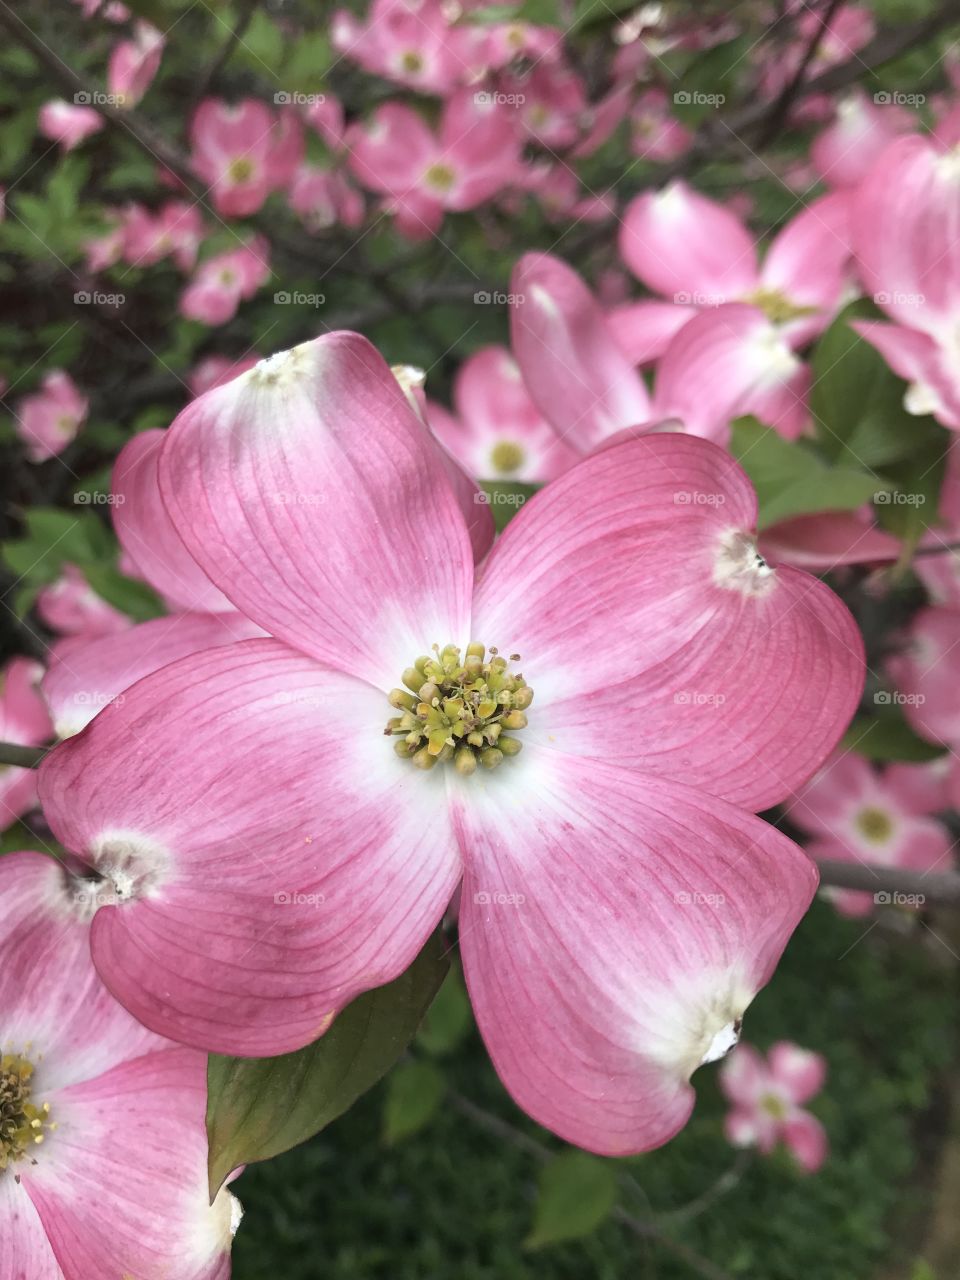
top-left (720, 1041), bottom-right (828, 1172)
top-left (16, 370), bottom-right (88, 461)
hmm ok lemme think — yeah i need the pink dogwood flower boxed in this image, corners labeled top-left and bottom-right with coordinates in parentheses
top-left (851, 133), bottom-right (960, 431)
top-left (122, 200), bottom-right (205, 270)
top-left (347, 91), bottom-right (522, 238)
top-left (427, 344), bottom-right (578, 483)
top-left (0, 658), bottom-right (51, 826)
top-left (331, 0), bottom-right (488, 95)
top-left (288, 165), bottom-right (365, 232)
top-left (510, 252), bottom-right (809, 448)
top-left (107, 20), bottom-right (165, 107)
top-left (39, 332), bottom-right (862, 1156)
top-left (0, 850), bottom-right (240, 1278)
top-left (180, 238), bottom-right (270, 326)
top-left (720, 1041), bottom-right (828, 1172)
top-left (618, 181), bottom-right (853, 359)
top-left (189, 99), bottom-right (303, 217)
top-left (37, 100), bottom-right (103, 151)
top-left (786, 752), bottom-right (954, 916)
top-left (630, 88), bottom-right (693, 162)
top-left (16, 370), bottom-right (88, 462)
top-left (37, 564), bottom-right (132, 639)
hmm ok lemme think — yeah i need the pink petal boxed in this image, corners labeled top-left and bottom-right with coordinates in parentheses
top-left (159, 335), bottom-right (473, 692)
top-left (472, 434), bottom-right (864, 810)
top-left (887, 605), bottom-right (960, 746)
top-left (782, 1109), bottom-right (828, 1172)
top-left (0, 1177), bottom-right (61, 1280)
top-left (510, 252), bottom-right (651, 451)
top-left (619, 181), bottom-right (760, 302)
top-left (42, 612), bottom-right (263, 737)
top-left (606, 300), bottom-right (698, 365)
top-left (0, 851), bottom-right (164, 1091)
top-left (454, 750), bottom-right (817, 1155)
top-left (38, 640), bottom-right (462, 1055)
top-left (718, 1042), bottom-right (769, 1106)
top-left (760, 511), bottom-right (900, 571)
top-left (652, 305), bottom-right (807, 443)
top-left (761, 192), bottom-right (852, 320)
top-left (23, 1048), bottom-right (236, 1280)
top-left (768, 1041), bottom-right (826, 1104)
top-left (852, 134), bottom-right (960, 330)
top-left (112, 430), bottom-right (235, 614)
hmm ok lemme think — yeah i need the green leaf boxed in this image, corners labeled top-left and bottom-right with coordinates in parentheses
top-left (841, 713), bottom-right (944, 763)
top-left (811, 308), bottom-right (947, 468)
top-left (205, 931), bottom-right (449, 1197)
top-left (479, 481), bottom-right (538, 532)
top-left (730, 417), bottom-right (884, 529)
top-left (873, 445), bottom-right (947, 555)
top-left (526, 1152), bottom-right (618, 1249)
top-left (80, 564), bottom-right (165, 623)
top-left (382, 1060), bottom-right (446, 1145)
top-left (416, 965), bottom-right (472, 1055)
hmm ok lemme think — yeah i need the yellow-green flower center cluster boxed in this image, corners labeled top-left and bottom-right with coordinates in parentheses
top-left (386, 643), bottom-right (533, 774)
top-left (0, 1052), bottom-right (51, 1171)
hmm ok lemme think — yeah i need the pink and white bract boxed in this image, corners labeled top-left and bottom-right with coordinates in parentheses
top-left (720, 1040), bottom-right (828, 1173)
top-left (0, 851), bottom-right (239, 1279)
top-left (39, 332), bottom-right (863, 1156)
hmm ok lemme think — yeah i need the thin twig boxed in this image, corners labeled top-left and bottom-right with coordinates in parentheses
top-left (817, 858), bottom-right (960, 905)
top-left (754, 0), bottom-right (847, 148)
top-left (448, 1092), bottom-right (734, 1280)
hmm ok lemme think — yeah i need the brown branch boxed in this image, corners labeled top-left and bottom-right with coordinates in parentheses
top-left (817, 857), bottom-right (960, 905)
top-left (754, 0), bottom-right (847, 148)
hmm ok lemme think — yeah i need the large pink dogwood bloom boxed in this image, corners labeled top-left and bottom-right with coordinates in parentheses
top-left (39, 333), bottom-right (862, 1156)
top-left (0, 851), bottom-right (239, 1278)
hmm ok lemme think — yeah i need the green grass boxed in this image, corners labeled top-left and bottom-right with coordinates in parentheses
top-left (232, 900), bottom-right (956, 1279)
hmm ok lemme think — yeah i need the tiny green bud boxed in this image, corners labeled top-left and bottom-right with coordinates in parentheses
top-left (418, 681), bottom-right (440, 704)
top-left (454, 746), bottom-right (478, 775)
top-left (466, 642), bottom-right (485, 659)
top-left (389, 688), bottom-right (417, 711)
top-left (402, 668), bottom-right (424, 693)
top-left (498, 735), bottom-right (523, 757)
top-left (512, 686), bottom-right (534, 710)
